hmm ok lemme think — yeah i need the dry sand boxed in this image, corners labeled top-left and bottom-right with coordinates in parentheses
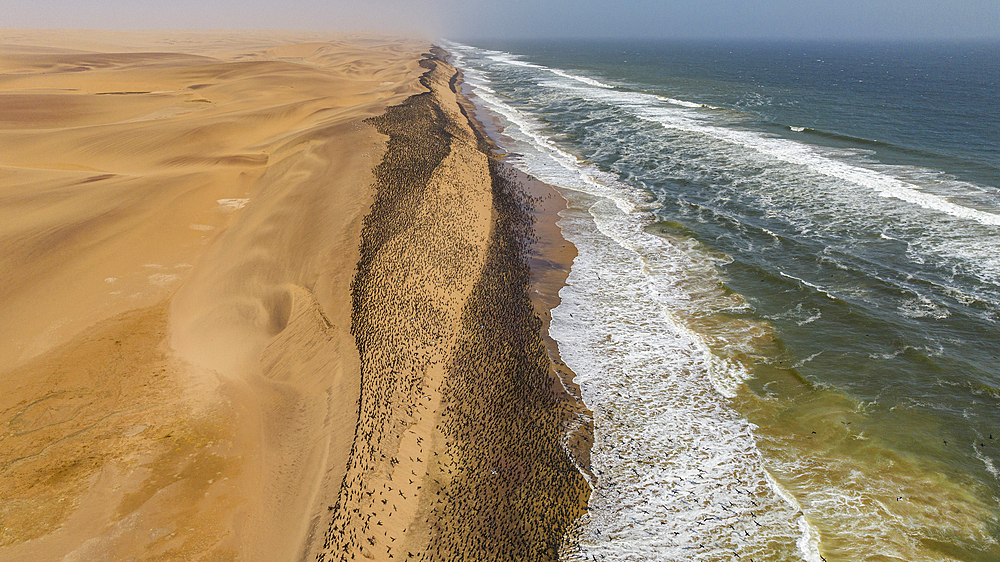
top-left (316, 55), bottom-right (590, 562)
top-left (0, 31), bottom-right (591, 562)
top-left (0, 29), bottom-right (428, 561)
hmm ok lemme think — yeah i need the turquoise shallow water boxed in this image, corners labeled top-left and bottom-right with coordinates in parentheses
top-left (449, 40), bottom-right (1000, 561)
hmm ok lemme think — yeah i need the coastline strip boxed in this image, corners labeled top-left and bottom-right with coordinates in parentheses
top-left (316, 51), bottom-right (591, 562)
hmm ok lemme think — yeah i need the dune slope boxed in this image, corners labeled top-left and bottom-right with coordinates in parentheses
top-left (315, 53), bottom-right (591, 562)
top-left (0, 31), bottom-right (427, 562)
top-left (0, 31), bottom-right (590, 562)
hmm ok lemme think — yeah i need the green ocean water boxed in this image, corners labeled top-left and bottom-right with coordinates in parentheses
top-left (449, 40), bottom-right (1000, 561)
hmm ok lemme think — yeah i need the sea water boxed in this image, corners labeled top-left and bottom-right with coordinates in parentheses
top-left (446, 40), bottom-right (1000, 561)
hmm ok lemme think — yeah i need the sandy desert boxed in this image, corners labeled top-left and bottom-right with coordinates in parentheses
top-left (0, 30), bottom-right (589, 561)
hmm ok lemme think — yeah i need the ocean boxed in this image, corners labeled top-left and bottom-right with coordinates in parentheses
top-left (445, 40), bottom-right (1000, 561)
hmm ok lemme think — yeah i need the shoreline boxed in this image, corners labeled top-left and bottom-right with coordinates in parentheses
top-left (516, 166), bottom-right (595, 480)
top-left (451, 62), bottom-right (594, 481)
top-left (317, 50), bottom-right (592, 561)
top-left (0, 33), bottom-right (594, 561)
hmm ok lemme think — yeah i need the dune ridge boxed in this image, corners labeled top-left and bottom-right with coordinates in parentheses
top-left (315, 53), bottom-right (591, 561)
top-left (0, 30), bottom-right (428, 561)
top-left (0, 31), bottom-right (591, 562)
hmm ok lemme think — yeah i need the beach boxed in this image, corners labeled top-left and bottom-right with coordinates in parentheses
top-left (447, 40), bottom-right (1000, 561)
top-left (0, 31), bottom-right (589, 561)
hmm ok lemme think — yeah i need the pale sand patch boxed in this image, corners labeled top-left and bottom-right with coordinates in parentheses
top-left (0, 29), bottom-right (429, 562)
top-left (216, 198), bottom-right (250, 212)
top-left (147, 273), bottom-right (180, 287)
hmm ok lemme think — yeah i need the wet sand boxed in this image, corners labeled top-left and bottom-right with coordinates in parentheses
top-left (453, 74), bottom-right (594, 481)
top-left (0, 32), bottom-right (591, 561)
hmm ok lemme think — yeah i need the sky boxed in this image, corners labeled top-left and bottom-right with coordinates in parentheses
top-left (6, 0), bottom-right (1000, 41)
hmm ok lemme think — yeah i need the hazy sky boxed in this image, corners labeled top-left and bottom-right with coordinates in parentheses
top-left (7, 0), bottom-right (1000, 41)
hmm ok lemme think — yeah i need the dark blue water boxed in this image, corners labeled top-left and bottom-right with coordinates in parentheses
top-left (449, 40), bottom-right (1000, 561)
top-left (486, 41), bottom-right (1000, 181)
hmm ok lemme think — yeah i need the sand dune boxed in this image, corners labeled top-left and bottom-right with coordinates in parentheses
top-left (314, 53), bottom-right (590, 562)
top-left (0, 30), bottom-right (428, 561)
top-left (0, 30), bottom-right (591, 562)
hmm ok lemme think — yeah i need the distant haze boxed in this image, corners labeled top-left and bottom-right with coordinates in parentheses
top-left (6, 0), bottom-right (1000, 41)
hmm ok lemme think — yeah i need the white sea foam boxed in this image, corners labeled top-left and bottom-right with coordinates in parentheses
top-left (714, 131), bottom-right (1000, 228)
top-left (460, 81), bottom-right (637, 215)
top-left (898, 294), bottom-right (951, 319)
top-left (449, 40), bottom-right (1000, 562)
top-left (548, 67), bottom-right (616, 89)
top-left (485, 51), bottom-right (618, 89)
top-left (779, 272), bottom-right (839, 300)
top-left (449, 40), bottom-right (811, 561)
top-left (483, 49), bottom-right (1000, 230)
top-left (974, 443), bottom-right (1000, 480)
top-left (658, 96), bottom-right (705, 108)
top-left (791, 351), bottom-right (824, 369)
top-left (764, 470), bottom-right (823, 562)
top-left (550, 201), bottom-right (803, 560)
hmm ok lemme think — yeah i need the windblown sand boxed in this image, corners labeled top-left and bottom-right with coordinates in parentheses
top-left (0, 31), bottom-right (590, 561)
top-left (0, 30), bottom-right (425, 561)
